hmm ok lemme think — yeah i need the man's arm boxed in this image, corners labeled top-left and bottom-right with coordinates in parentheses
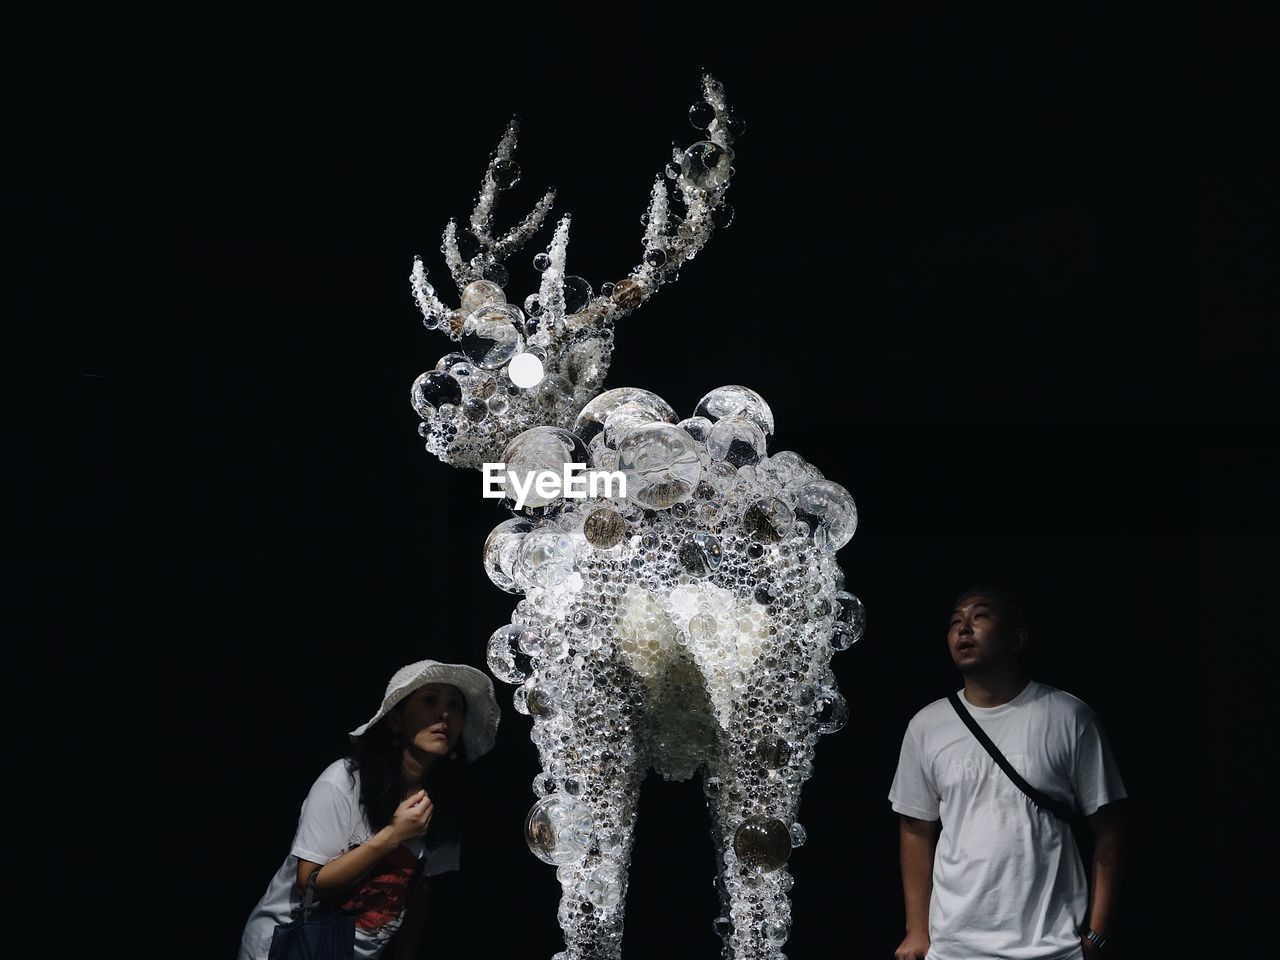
top-left (1082, 800), bottom-right (1127, 957)
top-left (895, 814), bottom-right (939, 960)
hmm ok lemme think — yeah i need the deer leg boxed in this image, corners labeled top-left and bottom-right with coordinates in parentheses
top-left (528, 651), bottom-right (645, 960)
top-left (703, 645), bottom-right (820, 959)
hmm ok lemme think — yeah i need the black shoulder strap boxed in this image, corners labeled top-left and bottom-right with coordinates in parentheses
top-left (298, 865), bottom-right (323, 920)
top-left (947, 691), bottom-right (1075, 822)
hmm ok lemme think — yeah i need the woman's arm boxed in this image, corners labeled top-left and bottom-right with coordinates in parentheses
top-left (297, 789), bottom-right (433, 900)
top-left (385, 873), bottom-right (433, 960)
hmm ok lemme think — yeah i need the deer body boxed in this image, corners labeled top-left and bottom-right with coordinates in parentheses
top-left (408, 76), bottom-right (863, 960)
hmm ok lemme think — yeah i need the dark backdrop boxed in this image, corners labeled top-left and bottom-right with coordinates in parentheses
top-left (13, 5), bottom-right (1276, 959)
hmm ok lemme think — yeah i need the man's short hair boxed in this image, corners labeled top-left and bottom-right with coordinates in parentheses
top-left (950, 578), bottom-right (1029, 631)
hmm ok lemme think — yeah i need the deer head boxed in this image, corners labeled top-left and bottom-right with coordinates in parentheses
top-left (409, 73), bottom-right (740, 471)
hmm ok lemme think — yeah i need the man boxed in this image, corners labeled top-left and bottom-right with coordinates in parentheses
top-left (889, 582), bottom-right (1127, 960)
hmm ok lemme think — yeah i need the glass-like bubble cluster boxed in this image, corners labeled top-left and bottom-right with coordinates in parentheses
top-left (408, 74), bottom-right (740, 473)
top-left (477, 383), bottom-right (864, 960)
top-left (406, 75), bottom-right (856, 960)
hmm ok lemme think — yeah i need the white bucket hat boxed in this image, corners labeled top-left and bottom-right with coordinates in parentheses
top-left (349, 659), bottom-right (500, 762)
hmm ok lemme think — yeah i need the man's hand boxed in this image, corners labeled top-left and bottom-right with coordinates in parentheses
top-left (387, 789), bottom-right (434, 844)
top-left (894, 930), bottom-right (930, 960)
top-left (1081, 935), bottom-right (1103, 959)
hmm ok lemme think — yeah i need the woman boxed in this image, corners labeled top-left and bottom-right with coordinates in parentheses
top-left (239, 659), bottom-right (500, 960)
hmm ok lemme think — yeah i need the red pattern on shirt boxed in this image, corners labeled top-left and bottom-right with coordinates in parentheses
top-left (338, 844), bottom-right (418, 931)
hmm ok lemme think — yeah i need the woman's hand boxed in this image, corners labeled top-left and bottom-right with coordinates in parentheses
top-left (386, 789), bottom-right (434, 844)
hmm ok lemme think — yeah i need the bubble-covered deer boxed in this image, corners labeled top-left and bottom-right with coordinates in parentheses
top-left (408, 75), bottom-right (864, 960)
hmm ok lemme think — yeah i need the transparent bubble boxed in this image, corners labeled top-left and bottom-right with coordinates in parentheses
top-left (708, 416), bottom-right (767, 466)
top-left (789, 822), bottom-right (807, 848)
top-left (732, 816), bottom-right (792, 872)
top-left (483, 517), bottom-right (534, 593)
top-left (534, 374), bottom-right (574, 419)
top-left (831, 622), bottom-right (858, 651)
top-left (562, 275), bottom-right (593, 314)
top-left (792, 480), bottom-right (858, 553)
top-left (676, 415), bottom-right (713, 443)
top-left (756, 734), bottom-right (793, 770)
top-left (585, 864), bottom-right (623, 909)
top-left (813, 688), bottom-right (849, 734)
top-left (513, 682), bottom-right (532, 716)
top-left (525, 793), bottom-right (595, 865)
top-left (616, 423), bottom-right (702, 509)
top-left (411, 371), bottom-right (461, 417)
top-left (694, 385), bottom-right (775, 434)
top-left (678, 532), bottom-right (723, 576)
top-left (533, 772), bottom-right (558, 796)
top-left (461, 279), bottom-right (505, 313)
top-left (486, 624), bottom-right (534, 684)
top-left (689, 101), bottom-right (716, 129)
top-left (462, 303), bottom-right (525, 370)
top-left (574, 387), bottom-right (678, 447)
top-left (742, 497), bottom-right (795, 543)
top-left (834, 591), bottom-right (866, 643)
top-left (680, 140), bottom-right (734, 190)
top-left (518, 529), bottom-right (577, 587)
top-left (762, 919), bottom-right (789, 945)
top-left (526, 685), bottom-right (556, 716)
top-left (688, 612), bottom-right (718, 642)
top-left (502, 426), bottom-right (589, 508)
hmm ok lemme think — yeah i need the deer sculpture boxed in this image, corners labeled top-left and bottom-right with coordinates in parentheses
top-left (408, 74), bottom-right (864, 960)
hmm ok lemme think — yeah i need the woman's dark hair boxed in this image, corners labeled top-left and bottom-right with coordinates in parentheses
top-left (345, 694), bottom-right (469, 835)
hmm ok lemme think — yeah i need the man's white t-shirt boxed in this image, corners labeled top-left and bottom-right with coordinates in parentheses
top-left (238, 760), bottom-right (461, 960)
top-left (889, 680), bottom-right (1126, 960)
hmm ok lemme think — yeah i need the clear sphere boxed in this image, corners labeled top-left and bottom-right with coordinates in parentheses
top-left (517, 529), bottom-right (577, 587)
top-left (694, 385), bottom-right (775, 434)
top-left (616, 423), bottom-right (702, 510)
top-left (483, 517), bottom-right (533, 593)
top-left (732, 815), bottom-right (792, 872)
top-left (486, 624), bottom-right (533, 684)
top-left (462, 303), bottom-right (525, 370)
top-left (574, 387), bottom-right (678, 447)
top-left (461, 279), bottom-right (505, 313)
top-left (680, 140), bottom-right (734, 190)
top-left (793, 479), bottom-right (858, 553)
top-left (525, 793), bottom-right (595, 865)
top-left (708, 416), bottom-right (767, 467)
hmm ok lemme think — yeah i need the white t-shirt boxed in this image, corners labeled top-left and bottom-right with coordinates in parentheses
top-left (888, 680), bottom-right (1126, 960)
top-left (238, 760), bottom-right (462, 960)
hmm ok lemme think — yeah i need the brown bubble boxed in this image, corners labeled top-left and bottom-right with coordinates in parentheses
top-left (611, 278), bottom-right (644, 310)
top-left (742, 497), bottom-right (794, 543)
top-left (527, 686), bottom-right (555, 717)
top-left (755, 734), bottom-right (793, 770)
top-left (584, 508), bottom-right (627, 549)
top-left (732, 815), bottom-right (792, 872)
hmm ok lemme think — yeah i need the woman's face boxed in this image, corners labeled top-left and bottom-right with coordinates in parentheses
top-left (391, 683), bottom-right (467, 757)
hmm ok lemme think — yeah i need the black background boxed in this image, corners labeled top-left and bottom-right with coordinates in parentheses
top-left (12, 4), bottom-right (1277, 959)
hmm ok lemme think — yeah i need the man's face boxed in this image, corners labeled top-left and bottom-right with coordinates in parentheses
top-left (947, 595), bottom-right (1025, 673)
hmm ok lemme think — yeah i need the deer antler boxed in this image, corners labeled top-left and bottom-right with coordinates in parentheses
top-left (573, 72), bottom-right (738, 326)
top-left (442, 117), bottom-right (558, 292)
top-left (408, 73), bottom-right (739, 471)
